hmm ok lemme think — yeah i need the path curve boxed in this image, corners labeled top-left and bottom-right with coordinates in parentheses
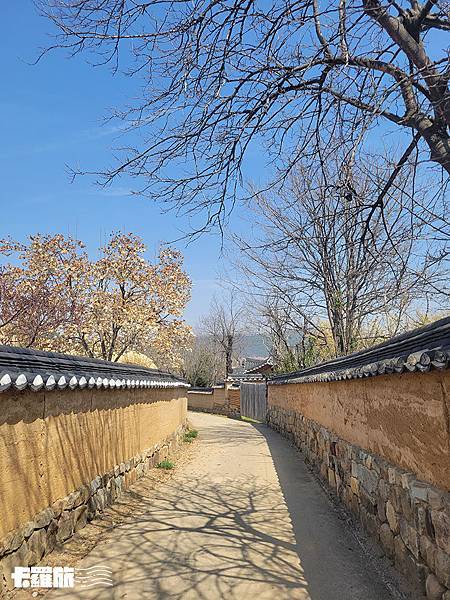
top-left (51, 412), bottom-right (397, 599)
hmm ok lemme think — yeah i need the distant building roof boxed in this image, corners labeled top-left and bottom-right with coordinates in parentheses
top-left (230, 366), bottom-right (246, 376)
top-left (243, 356), bottom-right (272, 370)
top-left (227, 373), bottom-right (265, 383)
top-left (228, 356), bottom-right (273, 382)
top-left (245, 359), bottom-right (274, 375)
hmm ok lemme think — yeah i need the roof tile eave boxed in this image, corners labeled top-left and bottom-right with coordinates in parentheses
top-left (268, 316), bottom-right (450, 386)
top-left (0, 345), bottom-right (189, 394)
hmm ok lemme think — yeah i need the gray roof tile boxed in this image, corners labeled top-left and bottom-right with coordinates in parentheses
top-left (0, 345), bottom-right (188, 393)
top-left (269, 317), bottom-right (450, 385)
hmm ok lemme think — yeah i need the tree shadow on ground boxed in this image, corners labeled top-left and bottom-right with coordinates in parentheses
top-left (249, 422), bottom-right (401, 600)
top-left (48, 416), bottom-right (396, 600)
top-left (50, 473), bottom-right (308, 599)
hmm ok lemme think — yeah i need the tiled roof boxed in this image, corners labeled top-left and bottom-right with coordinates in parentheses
top-left (230, 367), bottom-right (246, 376)
top-left (244, 356), bottom-right (272, 370)
top-left (227, 373), bottom-right (265, 382)
top-left (269, 316), bottom-right (450, 386)
top-left (245, 360), bottom-right (273, 374)
top-left (0, 345), bottom-right (189, 393)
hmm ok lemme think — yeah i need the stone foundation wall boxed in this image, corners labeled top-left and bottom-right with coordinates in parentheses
top-left (267, 405), bottom-right (450, 599)
top-left (0, 423), bottom-right (187, 593)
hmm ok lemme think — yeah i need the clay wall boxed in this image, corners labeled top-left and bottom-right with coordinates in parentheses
top-left (0, 386), bottom-right (187, 586)
top-left (228, 387), bottom-right (241, 415)
top-left (269, 371), bottom-right (450, 489)
top-left (267, 370), bottom-right (450, 598)
top-left (187, 389), bottom-right (215, 411)
top-left (187, 385), bottom-right (240, 417)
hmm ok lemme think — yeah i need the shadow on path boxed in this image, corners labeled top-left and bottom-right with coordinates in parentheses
top-left (48, 413), bottom-right (396, 600)
top-left (248, 421), bottom-right (400, 600)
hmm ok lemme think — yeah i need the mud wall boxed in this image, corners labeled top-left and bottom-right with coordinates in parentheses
top-left (269, 371), bottom-right (450, 489)
top-left (268, 370), bottom-right (450, 598)
top-left (0, 386), bottom-right (187, 579)
top-left (188, 385), bottom-right (240, 417)
top-left (228, 387), bottom-right (241, 415)
top-left (187, 389), bottom-right (215, 411)
top-left (188, 386), bottom-right (227, 413)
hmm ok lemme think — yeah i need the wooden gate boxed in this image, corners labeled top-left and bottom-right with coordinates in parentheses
top-left (240, 382), bottom-right (267, 422)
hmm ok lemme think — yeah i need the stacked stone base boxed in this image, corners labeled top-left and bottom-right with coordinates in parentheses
top-left (0, 423), bottom-right (187, 594)
top-left (267, 406), bottom-right (450, 600)
top-left (227, 407), bottom-right (241, 418)
top-left (188, 403), bottom-right (240, 418)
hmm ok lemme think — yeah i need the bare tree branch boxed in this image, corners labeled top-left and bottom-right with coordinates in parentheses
top-left (36, 0), bottom-right (450, 232)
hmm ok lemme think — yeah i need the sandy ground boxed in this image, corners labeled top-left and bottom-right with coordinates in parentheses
top-left (14, 412), bottom-right (404, 600)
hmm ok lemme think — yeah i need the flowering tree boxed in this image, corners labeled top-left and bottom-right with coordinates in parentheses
top-left (0, 233), bottom-right (192, 367)
top-left (0, 235), bottom-right (86, 351)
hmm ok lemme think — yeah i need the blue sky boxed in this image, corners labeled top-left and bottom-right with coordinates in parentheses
top-left (0, 1), bottom-right (249, 325)
top-left (3, 3), bottom-right (443, 329)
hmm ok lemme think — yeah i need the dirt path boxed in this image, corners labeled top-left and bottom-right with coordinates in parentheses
top-left (47, 412), bottom-right (399, 600)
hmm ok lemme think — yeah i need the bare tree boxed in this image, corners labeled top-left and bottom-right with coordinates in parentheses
top-left (255, 298), bottom-right (325, 372)
top-left (235, 151), bottom-right (449, 356)
top-left (202, 291), bottom-right (244, 378)
top-left (179, 335), bottom-right (223, 386)
top-left (38, 0), bottom-right (450, 231)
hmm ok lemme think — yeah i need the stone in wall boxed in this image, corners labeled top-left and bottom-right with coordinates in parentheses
top-left (267, 405), bottom-right (450, 600)
top-left (0, 424), bottom-right (187, 593)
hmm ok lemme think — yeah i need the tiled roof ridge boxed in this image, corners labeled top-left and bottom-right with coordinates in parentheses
top-left (0, 344), bottom-right (189, 393)
top-left (245, 359), bottom-right (273, 374)
top-left (269, 316), bottom-right (450, 385)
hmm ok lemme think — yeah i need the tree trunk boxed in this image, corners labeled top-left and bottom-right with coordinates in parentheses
top-left (225, 333), bottom-right (234, 378)
top-left (416, 117), bottom-right (450, 174)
